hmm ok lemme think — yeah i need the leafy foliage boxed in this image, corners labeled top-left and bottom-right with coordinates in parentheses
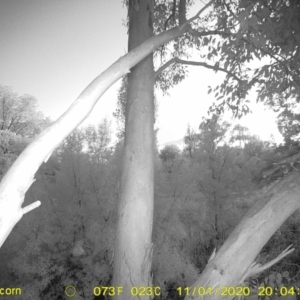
top-left (0, 121), bottom-right (118, 299)
top-left (0, 130), bottom-right (30, 179)
top-left (113, 76), bottom-right (127, 139)
top-left (0, 85), bottom-right (51, 138)
top-left (151, 116), bottom-right (276, 289)
top-left (150, 0), bottom-right (300, 119)
top-left (180, 116), bottom-right (273, 263)
top-left (159, 144), bottom-right (181, 173)
top-left (0, 113), bottom-right (297, 299)
top-left (153, 155), bottom-right (200, 296)
top-left (84, 118), bottom-right (113, 164)
top-left (0, 85), bottom-right (51, 179)
top-left (208, 0), bottom-right (300, 115)
top-left (277, 108), bottom-right (300, 146)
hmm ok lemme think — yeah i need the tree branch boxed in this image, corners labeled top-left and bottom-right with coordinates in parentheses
top-left (191, 29), bottom-right (232, 38)
top-left (185, 0), bottom-right (215, 25)
top-left (164, 0), bottom-right (177, 30)
top-left (155, 57), bottom-right (243, 82)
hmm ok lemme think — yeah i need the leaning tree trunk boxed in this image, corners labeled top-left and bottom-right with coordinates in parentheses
top-left (112, 1), bottom-right (155, 299)
top-left (0, 3), bottom-right (193, 249)
top-left (184, 171), bottom-right (300, 300)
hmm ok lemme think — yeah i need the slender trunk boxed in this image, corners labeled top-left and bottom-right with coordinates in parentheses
top-left (113, 1), bottom-right (155, 299)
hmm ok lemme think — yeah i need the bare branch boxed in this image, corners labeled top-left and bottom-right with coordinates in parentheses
top-left (240, 245), bottom-right (295, 284)
top-left (22, 201), bottom-right (41, 214)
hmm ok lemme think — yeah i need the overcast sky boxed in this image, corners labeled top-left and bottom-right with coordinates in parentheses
top-left (0, 0), bottom-right (283, 147)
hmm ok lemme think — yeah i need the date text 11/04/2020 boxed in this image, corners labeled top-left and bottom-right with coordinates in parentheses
top-left (176, 286), bottom-right (300, 298)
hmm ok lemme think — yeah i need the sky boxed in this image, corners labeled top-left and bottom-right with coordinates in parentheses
top-left (0, 0), bottom-right (283, 148)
